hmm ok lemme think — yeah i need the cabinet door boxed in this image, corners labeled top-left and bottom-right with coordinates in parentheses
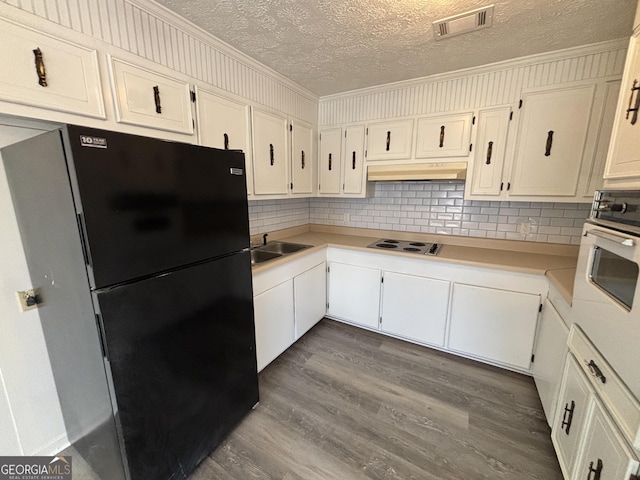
top-left (532, 298), bottom-right (569, 426)
top-left (196, 89), bottom-right (253, 194)
top-left (415, 112), bottom-right (473, 158)
top-left (573, 399), bottom-right (640, 480)
top-left (318, 127), bottom-right (342, 194)
top-left (254, 280), bottom-right (295, 372)
top-left (327, 262), bottom-right (381, 329)
top-left (0, 18), bottom-right (105, 118)
top-left (604, 34), bottom-right (640, 181)
top-left (294, 262), bottom-right (327, 339)
top-left (291, 120), bottom-right (314, 195)
top-left (510, 85), bottom-right (595, 196)
top-left (109, 57), bottom-right (193, 134)
top-left (343, 125), bottom-right (366, 195)
top-left (380, 271), bottom-right (450, 347)
top-left (366, 119), bottom-right (413, 161)
top-left (469, 107), bottom-right (511, 196)
top-left (252, 108), bottom-right (289, 195)
top-left (552, 355), bottom-right (594, 479)
top-left (448, 283), bottom-right (540, 369)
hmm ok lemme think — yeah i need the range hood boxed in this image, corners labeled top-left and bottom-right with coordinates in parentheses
top-left (367, 162), bottom-right (467, 181)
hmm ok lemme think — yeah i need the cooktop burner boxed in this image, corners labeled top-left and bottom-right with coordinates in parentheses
top-left (367, 239), bottom-right (442, 256)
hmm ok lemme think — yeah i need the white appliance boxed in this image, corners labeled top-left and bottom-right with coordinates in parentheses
top-left (573, 190), bottom-right (640, 402)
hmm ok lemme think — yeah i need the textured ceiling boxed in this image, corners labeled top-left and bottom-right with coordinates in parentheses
top-left (155, 0), bottom-right (637, 96)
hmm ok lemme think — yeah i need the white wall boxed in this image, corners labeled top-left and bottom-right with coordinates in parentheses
top-left (0, 120), bottom-right (67, 456)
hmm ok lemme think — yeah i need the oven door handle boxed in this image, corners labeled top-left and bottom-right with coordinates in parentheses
top-left (586, 229), bottom-right (635, 247)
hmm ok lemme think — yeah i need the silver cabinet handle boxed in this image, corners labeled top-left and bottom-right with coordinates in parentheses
top-left (586, 229), bottom-right (635, 247)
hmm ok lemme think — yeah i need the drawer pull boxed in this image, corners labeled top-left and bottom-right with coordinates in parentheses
top-left (439, 125), bottom-right (445, 148)
top-left (587, 458), bottom-right (603, 480)
top-left (386, 131), bottom-right (391, 151)
top-left (626, 79), bottom-right (639, 125)
top-left (561, 400), bottom-right (575, 434)
top-left (223, 133), bottom-right (229, 150)
top-left (486, 141), bottom-right (493, 165)
top-left (153, 85), bottom-right (161, 114)
top-left (269, 143), bottom-right (274, 165)
top-left (33, 48), bottom-right (47, 87)
top-left (587, 360), bottom-right (607, 384)
top-left (545, 130), bottom-right (554, 156)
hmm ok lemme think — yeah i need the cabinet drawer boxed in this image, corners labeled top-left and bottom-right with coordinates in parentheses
top-left (109, 57), bottom-right (193, 134)
top-left (0, 18), bottom-right (105, 118)
top-left (569, 325), bottom-right (640, 450)
top-left (415, 112), bottom-right (473, 158)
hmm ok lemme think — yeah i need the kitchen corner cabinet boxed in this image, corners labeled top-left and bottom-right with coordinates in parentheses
top-left (252, 108), bottom-right (289, 195)
top-left (415, 112), bottom-right (473, 159)
top-left (467, 107), bottom-right (512, 196)
top-left (254, 279), bottom-right (295, 372)
top-left (604, 33), bottom-right (640, 183)
top-left (0, 18), bottom-right (105, 118)
top-left (380, 272), bottom-right (450, 347)
top-left (318, 125), bottom-right (369, 197)
top-left (448, 283), bottom-right (540, 370)
top-left (294, 262), bottom-right (327, 339)
top-left (366, 119), bottom-right (413, 161)
top-left (195, 88), bottom-right (254, 194)
top-left (290, 120), bottom-right (314, 195)
top-left (510, 84), bottom-right (596, 196)
top-left (327, 262), bottom-right (381, 329)
top-left (532, 298), bottom-right (569, 427)
top-left (109, 57), bottom-right (194, 134)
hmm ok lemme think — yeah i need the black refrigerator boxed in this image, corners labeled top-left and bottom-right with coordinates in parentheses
top-left (2, 125), bottom-right (259, 480)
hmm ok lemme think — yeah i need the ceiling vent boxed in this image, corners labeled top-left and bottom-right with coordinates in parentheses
top-left (433, 5), bottom-right (495, 41)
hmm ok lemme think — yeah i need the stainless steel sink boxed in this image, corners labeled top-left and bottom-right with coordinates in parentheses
top-left (250, 241), bottom-right (312, 266)
top-left (250, 249), bottom-right (282, 265)
top-left (257, 241), bottom-right (312, 255)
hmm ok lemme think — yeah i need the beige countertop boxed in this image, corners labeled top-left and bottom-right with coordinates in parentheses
top-left (252, 224), bottom-right (579, 300)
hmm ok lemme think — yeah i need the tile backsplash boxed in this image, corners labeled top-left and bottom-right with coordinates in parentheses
top-left (249, 182), bottom-right (592, 245)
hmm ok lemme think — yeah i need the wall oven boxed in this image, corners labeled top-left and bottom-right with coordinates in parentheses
top-left (573, 190), bottom-right (640, 402)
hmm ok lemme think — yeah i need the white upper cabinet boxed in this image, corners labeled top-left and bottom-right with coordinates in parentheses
top-left (604, 33), bottom-right (640, 183)
top-left (510, 84), bottom-right (596, 196)
top-left (468, 107), bottom-right (512, 196)
top-left (342, 125), bottom-right (367, 195)
top-left (366, 119), bottom-right (414, 161)
top-left (415, 112), bottom-right (473, 159)
top-left (0, 18), bottom-right (105, 118)
top-left (252, 108), bottom-right (289, 195)
top-left (318, 127), bottom-right (343, 195)
top-left (109, 57), bottom-right (194, 134)
top-left (195, 88), bottom-right (253, 195)
top-left (291, 120), bottom-right (314, 195)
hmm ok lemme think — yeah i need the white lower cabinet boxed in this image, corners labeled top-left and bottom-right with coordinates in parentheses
top-left (253, 252), bottom-right (327, 371)
top-left (327, 262), bottom-right (381, 329)
top-left (553, 355), bottom-right (595, 479)
top-left (448, 283), bottom-right (541, 370)
top-left (294, 262), bottom-right (327, 339)
top-left (253, 279), bottom-right (295, 372)
top-left (573, 398), bottom-right (640, 480)
top-left (533, 297), bottom-right (569, 426)
top-left (380, 271), bottom-right (450, 347)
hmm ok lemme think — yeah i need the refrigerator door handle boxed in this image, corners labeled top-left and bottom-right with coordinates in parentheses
top-left (76, 213), bottom-right (91, 266)
top-left (94, 313), bottom-right (109, 361)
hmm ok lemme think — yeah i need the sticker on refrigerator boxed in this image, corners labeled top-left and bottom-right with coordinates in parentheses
top-left (80, 136), bottom-right (108, 148)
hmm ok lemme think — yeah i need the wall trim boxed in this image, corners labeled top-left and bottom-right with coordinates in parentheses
top-left (319, 38), bottom-right (629, 102)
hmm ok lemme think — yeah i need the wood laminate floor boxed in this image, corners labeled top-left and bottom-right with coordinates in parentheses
top-left (193, 319), bottom-right (563, 480)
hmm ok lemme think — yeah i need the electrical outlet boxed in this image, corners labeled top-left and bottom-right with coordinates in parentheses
top-left (16, 289), bottom-right (41, 312)
top-left (519, 222), bottom-right (531, 236)
top-left (344, 213), bottom-right (350, 222)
